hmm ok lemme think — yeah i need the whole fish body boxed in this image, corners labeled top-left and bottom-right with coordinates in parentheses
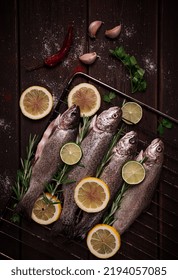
top-left (113, 138), bottom-right (164, 235)
top-left (73, 131), bottom-right (138, 239)
top-left (16, 105), bottom-right (80, 217)
top-left (52, 106), bottom-right (122, 235)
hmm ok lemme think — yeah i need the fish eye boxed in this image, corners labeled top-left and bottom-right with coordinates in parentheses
top-left (156, 146), bottom-right (162, 153)
top-left (112, 113), bottom-right (118, 119)
top-left (129, 137), bottom-right (136, 144)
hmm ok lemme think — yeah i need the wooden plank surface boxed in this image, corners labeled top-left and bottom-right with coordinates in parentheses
top-left (158, 0), bottom-right (178, 259)
top-left (0, 0), bottom-right (20, 259)
top-left (0, 0), bottom-right (177, 260)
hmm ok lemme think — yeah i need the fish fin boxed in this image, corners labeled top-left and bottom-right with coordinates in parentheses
top-left (14, 200), bottom-right (32, 220)
top-left (74, 228), bottom-right (87, 240)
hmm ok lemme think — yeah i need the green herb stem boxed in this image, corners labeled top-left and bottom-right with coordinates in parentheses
top-left (12, 134), bottom-right (38, 202)
top-left (76, 116), bottom-right (91, 145)
top-left (45, 117), bottom-right (91, 198)
top-left (103, 157), bottom-right (147, 225)
top-left (110, 46), bottom-right (147, 93)
top-left (103, 182), bottom-right (129, 225)
top-left (96, 124), bottom-right (125, 178)
top-left (157, 118), bottom-right (173, 135)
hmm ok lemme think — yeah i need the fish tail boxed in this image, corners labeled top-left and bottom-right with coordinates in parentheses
top-left (51, 218), bottom-right (76, 238)
top-left (15, 176), bottom-right (46, 218)
top-left (73, 227), bottom-right (87, 240)
top-left (15, 197), bottom-right (32, 219)
top-left (51, 220), bottom-right (65, 236)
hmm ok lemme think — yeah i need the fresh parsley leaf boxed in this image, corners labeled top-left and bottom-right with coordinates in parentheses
top-left (103, 92), bottom-right (116, 103)
top-left (157, 118), bottom-right (173, 135)
top-left (103, 95), bottom-right (111, 103)
top-left (162, 118), bottom-right (173, 128)
top-left (157, 123), bottom-right (164, 135)
top-left (110, 46), bottom-right (147, 93)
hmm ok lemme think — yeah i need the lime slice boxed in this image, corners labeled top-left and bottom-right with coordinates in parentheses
top-left (122, 160), bottom-right (146, 185)
top-left (122, 102), bottom-right (143, 125)
top-left (60, 142), bottom-right (82, 165)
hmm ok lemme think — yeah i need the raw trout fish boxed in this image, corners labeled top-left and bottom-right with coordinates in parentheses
top-left (74, 131), bottom-right (138, 239)
top-left (16, 105), bottom-right (80, 217)
top-left (52, 106), bottom-right (122, 235)
top-left (113, 138), bottom-right (164, 235)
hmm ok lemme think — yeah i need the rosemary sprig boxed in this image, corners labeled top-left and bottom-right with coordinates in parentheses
top-left (45, 164), bottom-right (74, 198)
top-left (76, 116), bottom-right (91, 145)
top-left (103, 182), bottom-right (129, 225)
top-left (96, 124), bottom-right (125, 178)
top-left (11, 134), bottom-right (38, 223)
top-left (12, 134), bottom-right (38, 202)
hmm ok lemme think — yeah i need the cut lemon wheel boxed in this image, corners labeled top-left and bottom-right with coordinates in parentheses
top-left (74, 177), bottom-right (110, 213)
top-left (60, 142), bottom-right (82, 165)
top-left (121, 102), bottom-right (143, 124)
top-left (31, 193), bottom-right (61, 225)
top-left (87, 224), bottom-right (121, 259)
top-left (67, 83), bottom-right (101, 117)
top-left (122, 160), bottom-right (146, 185)
top-left (20, 85), bottom-right (53, 120)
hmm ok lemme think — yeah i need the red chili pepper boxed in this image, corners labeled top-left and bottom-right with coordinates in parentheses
top-left (44, 25), bottom-right (73, 67)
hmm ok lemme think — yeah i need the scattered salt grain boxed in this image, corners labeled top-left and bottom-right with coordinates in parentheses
top-left (0, 119), bottom-right (11, 131)
top-left (0, 174), bottom-right (11, 188)
top-left (142, 54), bottom-right (157, 74)
top-left (124, 25), bottom-right (136, 38)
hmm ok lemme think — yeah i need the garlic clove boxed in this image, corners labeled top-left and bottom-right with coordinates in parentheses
top-left (88, 20), bottom-right (103, 38)
top-left (105, 24), bottom-right (122, 39)
top-left (79, 52), bottom-right (98, 65)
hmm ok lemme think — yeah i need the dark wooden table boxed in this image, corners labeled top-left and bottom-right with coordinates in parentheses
top-left (0, 0), bottom-right (178, 260)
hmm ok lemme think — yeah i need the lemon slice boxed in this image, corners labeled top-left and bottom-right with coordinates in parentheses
top-left (20, 85), bottom-right (53, 120)
top-left (67, 83), bottom-right (101, 117)
top-left (60, 142), bottom-right (82, 165)
top-left (87, 224), bottom-right (121, 259)
top-left (31, 193), bottom-right (61, 225)
top-left (121, 102), bottom-right (143, 124)
top-left (74, 177), bottom-right (110, 213)
top-left (122, 160), bottom-right (146, 185)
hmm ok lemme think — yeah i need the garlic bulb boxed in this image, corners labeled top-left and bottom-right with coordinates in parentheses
top-left (105, 24), bottom-right (121, 39)
top-left (88, 20), bottom-right (103, 38)
top-left (79, 52), bottom-right (98, 65)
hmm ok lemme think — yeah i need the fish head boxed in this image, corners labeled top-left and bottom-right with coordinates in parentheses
top-left (60, 105), bottom-right (80, 129)
top-left (144, 138), bottom-right (164, 166)
top-left (114, 131), bottom-right (138, 156)
top-left (96, 106), bottom-right (122, 132)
